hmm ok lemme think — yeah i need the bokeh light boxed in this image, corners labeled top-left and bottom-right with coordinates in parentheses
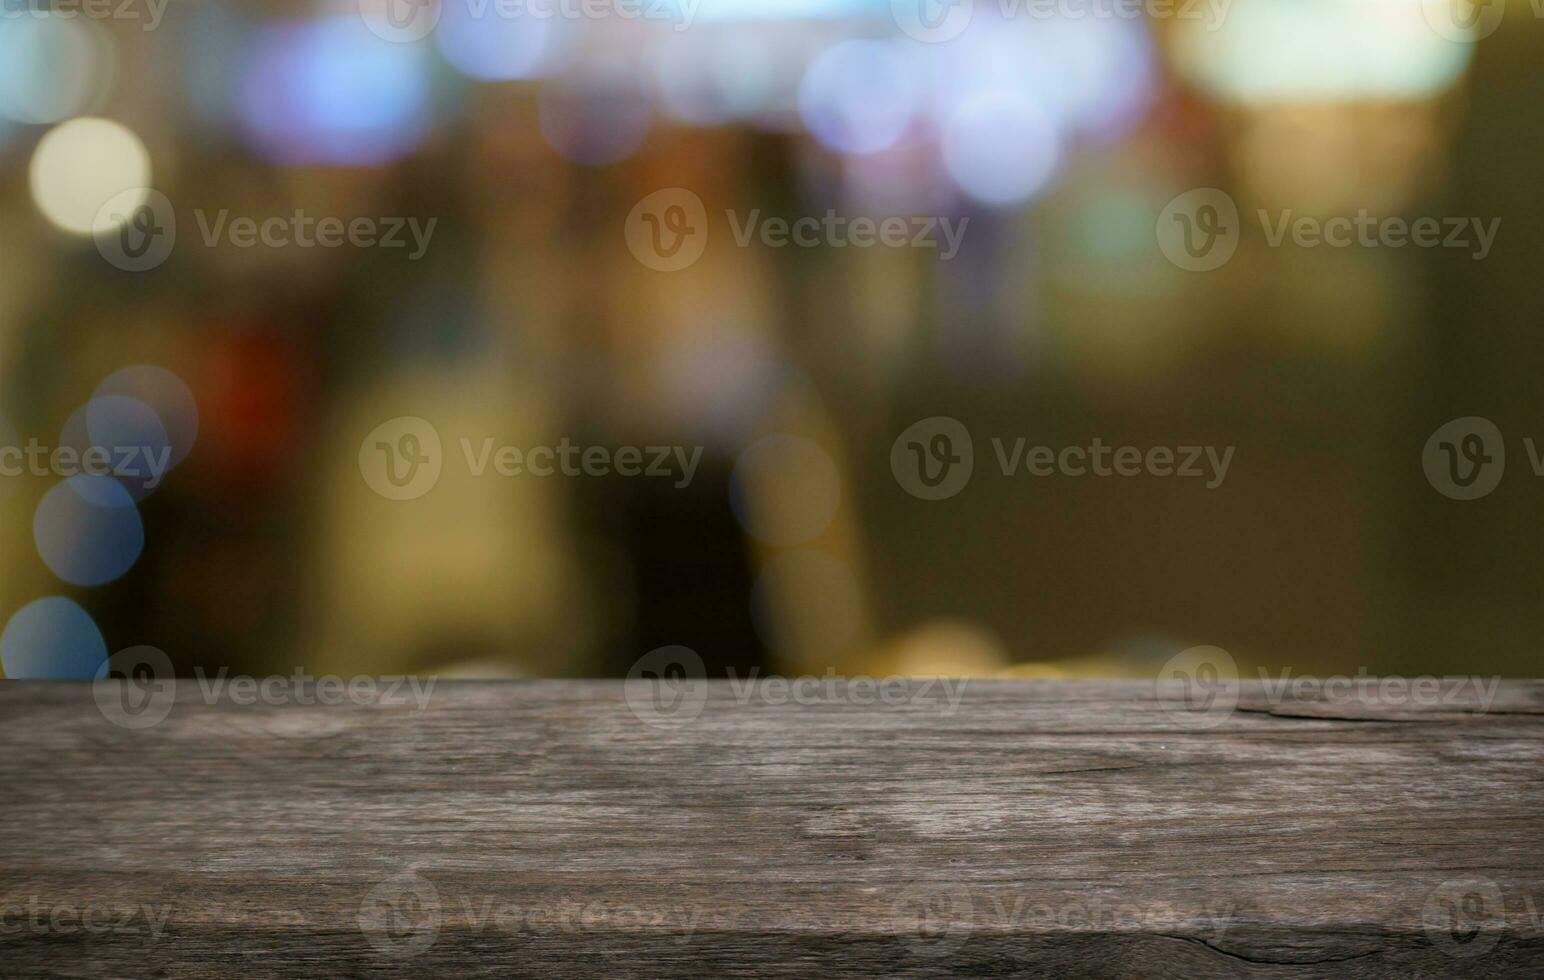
top-left (730, 434), bottom-right (841, 547)
top-left (0, 0), bottom-right (1517, 697)
top-left (1171, 0), bottom-right (1472, 104)
top-left (660, 335), bottom-right (794, 442)
top-left (720, 31), bottom-right (809, 128)
top-left (538, 74), bottom-right (654, 166)
top-left (87, 395), bottom-right (175, 501)
top-left (653, 33), bottom-right (737, 127)
top-left (928, 14), bottom-right (1153, 155)
top-left (29, 118), bottom-right (151, 235)
top-left (0, 597), bottom-right (108, 680)
top-left (437, 3), bottom-right (556, 81)
top-left (692, 0), bottom-right (868, 19)
top-left (1043, 19), bottom-right (1153, 141)
top-left (0, 16), bottom-right (114, 125)
top-left (751, 549), bottom-right (862, 657)
top-left (649, 26), bottom-right (804, 128)
top-left (34, 476), bottom-right (146, 587)
top-left (941, 90), bottom-right (1060, 208)
top-left (841, 144), bottom-right (948, 215)
top-left (238, 17), bottom-right (432, 166)
top-left (799, 40), bottom-right (920, 156)
top-left (184, 1), bottom-right (252, 130)
top-left (95, 366), bottom-right (201, 471)
top-left (888, 620), bottom-right (1009, 678)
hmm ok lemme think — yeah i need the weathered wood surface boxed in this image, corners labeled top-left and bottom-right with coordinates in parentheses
top-left (2, 679), bottom-right (1542, 978)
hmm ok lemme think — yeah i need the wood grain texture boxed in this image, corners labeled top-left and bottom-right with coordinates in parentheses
top-left (2, 678), bottom-right (1542, 978)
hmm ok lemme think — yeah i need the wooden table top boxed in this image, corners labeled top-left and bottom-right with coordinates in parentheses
top-left (2, 677), bottom-right (1542, 977)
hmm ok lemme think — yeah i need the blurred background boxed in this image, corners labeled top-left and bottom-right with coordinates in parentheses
top-left (0, 0), bottom-right (1540, 683)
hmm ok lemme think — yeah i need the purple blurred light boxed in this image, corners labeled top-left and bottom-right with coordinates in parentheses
top-left (437, 3), bottom-right (556, 81)
top-left (538, 76), bottom-right (654, 166)
top-left (238, 17), bottom-right (431, 166)
top-left (798, 40), bottom-right (920, 156)
top-left (941, 90), bottom-right (1061, 208)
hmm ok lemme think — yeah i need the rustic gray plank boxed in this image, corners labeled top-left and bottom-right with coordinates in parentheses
top-left (2, 678), bottom-right (1542, 978)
